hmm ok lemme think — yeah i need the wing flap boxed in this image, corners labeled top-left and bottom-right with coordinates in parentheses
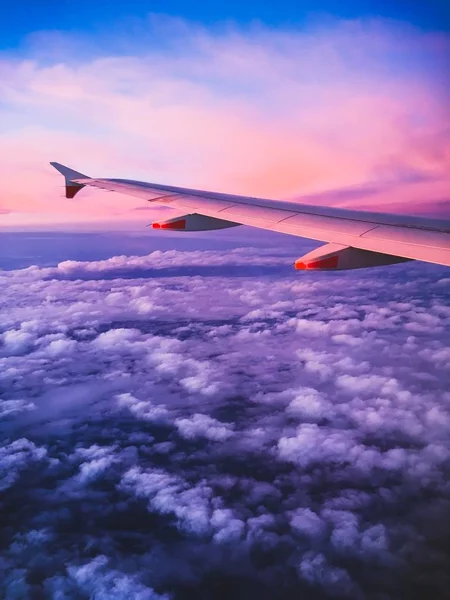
top-left (351, 233), bottom-right (450, 266)
top-left (361, 224), bottom-right (449, 248)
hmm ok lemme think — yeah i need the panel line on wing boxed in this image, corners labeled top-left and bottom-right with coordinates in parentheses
top-left (146, 193), bottom-right (183, 203)
top-left (358, 224), bottom-right (380, 236)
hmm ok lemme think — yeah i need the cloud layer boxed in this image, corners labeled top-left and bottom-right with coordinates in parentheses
top-left (1, 243), bottom-right (449, 599)
top-left (0, 16), bottom-right (449, 226)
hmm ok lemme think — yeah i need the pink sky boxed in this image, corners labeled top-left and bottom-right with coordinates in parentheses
top-left (0, 17), bottom-right (449, 228)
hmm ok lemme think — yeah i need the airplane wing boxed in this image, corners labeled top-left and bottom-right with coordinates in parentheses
top-left (50, 162), bottom-right (450, 271)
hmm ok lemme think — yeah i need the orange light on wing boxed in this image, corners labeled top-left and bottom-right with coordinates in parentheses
top-left (295, 255), bottom-right (339, 270)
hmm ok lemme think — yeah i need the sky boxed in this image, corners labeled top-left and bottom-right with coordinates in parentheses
top-left (1, 0), bottom-right (449, 44)
top-left (0, 0), bottom-right (449, 227)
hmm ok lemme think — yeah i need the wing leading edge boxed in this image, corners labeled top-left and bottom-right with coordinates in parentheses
top-left (50, 162), bottom-right (450, 270)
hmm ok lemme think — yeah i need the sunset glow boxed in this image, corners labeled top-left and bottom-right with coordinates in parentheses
top-left (1, 15), bottom-right (449, 227)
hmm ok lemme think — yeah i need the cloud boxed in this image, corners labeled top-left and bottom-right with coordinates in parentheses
top-left (1, 329), bottom-right (35, 355)
top-left (0, 16), bottom-right (449, 226)
top-left (60, 555), bottom-right (169, 600)
top-left (0, 439), bottom-right (48, 492)
top-left (175, 413), bottom-right (234, 441)
top-left (299, 551), bottom-right (359, 597)
top-left (0, 245), bottom-right (449, 598)
top-left (0, 399), bottom-right (36, 417)
top-left (290, 508), bottom-right (327, 540)
top-left (116, 392), bottom-right (171, 424)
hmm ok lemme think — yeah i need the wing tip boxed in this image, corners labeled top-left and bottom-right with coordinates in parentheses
top-left (50, 162), bottom-right (89, 199)
top-left (50, 161), bottom-right (89, 179)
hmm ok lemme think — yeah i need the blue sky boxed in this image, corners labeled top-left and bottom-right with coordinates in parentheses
top-left (2, 0), bottom-right (449, 49)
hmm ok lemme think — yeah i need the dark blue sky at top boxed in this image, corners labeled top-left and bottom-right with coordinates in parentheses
top-left (2, 0), bottom-right (449, 49)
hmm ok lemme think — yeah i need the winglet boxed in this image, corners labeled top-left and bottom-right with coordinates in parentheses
top-left (50, 162), bottom-right (90, 199)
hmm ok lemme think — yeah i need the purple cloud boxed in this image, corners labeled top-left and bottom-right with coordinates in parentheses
top-left (0, 242), bottom-right (449, 599)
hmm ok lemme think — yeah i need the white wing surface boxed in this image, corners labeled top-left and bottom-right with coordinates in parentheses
top-left (50, 162), bottom-right (450, 270)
